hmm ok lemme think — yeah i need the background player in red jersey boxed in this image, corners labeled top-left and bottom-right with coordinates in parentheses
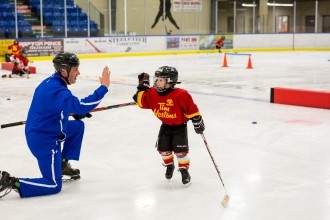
top-left (2, 48), bottom-right (30, 78)
top-left (215, 36), bottom-right (225, 53)
top-left (5, 40), bottom-right (22, 62)
top-left (133, 66), bottom-right (205, 185)
top-left (8, 40), bottom-right (22, 55)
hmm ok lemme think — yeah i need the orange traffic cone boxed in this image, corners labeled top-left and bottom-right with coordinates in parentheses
top-left (222, 54), bottom-right (228, 67)
top-left (247, 56), bottom-right (253, 69)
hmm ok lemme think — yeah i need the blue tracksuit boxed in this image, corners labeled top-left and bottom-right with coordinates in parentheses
top-left (18, 73), bottom-right (108, 198)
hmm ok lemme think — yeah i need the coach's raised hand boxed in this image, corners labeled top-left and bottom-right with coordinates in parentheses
top-left (99, 66), bottom-right (110, 88)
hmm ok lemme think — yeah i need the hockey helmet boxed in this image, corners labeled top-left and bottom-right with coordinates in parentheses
top-left (154, 66), bottom-right (179, 92)
top-left (53, 52), bottom-right (80, 73)
top-left (20, 48), bottom-right (28, 57)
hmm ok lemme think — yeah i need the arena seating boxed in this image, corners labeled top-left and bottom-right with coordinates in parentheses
top-left (0, 1), bottom-right (33, 38)
top-left (0, 0), bottom-right (99, 38)
top-left (29, 0), bottom-right (99, 36)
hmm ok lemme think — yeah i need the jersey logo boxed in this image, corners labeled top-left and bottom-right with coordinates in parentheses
top-left (153, 102), bottom-right (177, 119)
top-left (166, 99), bottom-right (174, 106)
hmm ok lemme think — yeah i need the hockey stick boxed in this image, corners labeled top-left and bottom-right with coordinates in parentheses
top-left (1, 101), bottom-right (136, 129)
top-left (89, 101), bottom-right (136, 112)
top-left (200, 133), bottom-right (230, 207)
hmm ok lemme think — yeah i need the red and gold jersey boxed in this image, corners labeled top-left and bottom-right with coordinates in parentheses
top-left (8, 44), bottom-right (21, 55)
top-left (136, 87), bottom-right (201, 125)
top-left (12, 54), bottom-right (29, 71)
top-left (216, 38), bottom-right (224, 47)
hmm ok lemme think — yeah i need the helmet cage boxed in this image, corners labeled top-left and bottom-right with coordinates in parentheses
top-left (153, 76), bottom-right (173, 92)
top-left (153, 66), bottom-right (178, 92)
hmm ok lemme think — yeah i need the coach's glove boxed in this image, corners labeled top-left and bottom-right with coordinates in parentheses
top-left (137, 72), bottom-right (150, 91)
top-left (191, 115), bottom-right (205, 134)
top-left (73, 113), bottom-right (92, 120)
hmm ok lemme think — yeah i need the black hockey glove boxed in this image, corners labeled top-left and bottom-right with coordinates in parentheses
top-left (73, 113), bottom-right (92, 120)
top-left (137, 72), bottom-right (150, 91)
top-left (191, 115), bottom-right (205, 134)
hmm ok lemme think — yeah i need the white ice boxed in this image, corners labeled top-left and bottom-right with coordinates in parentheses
top-left (1, 52), bottom-right (330, 220)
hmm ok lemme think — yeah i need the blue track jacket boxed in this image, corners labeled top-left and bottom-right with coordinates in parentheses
top-left (25, 73), bottom-right (108, 153)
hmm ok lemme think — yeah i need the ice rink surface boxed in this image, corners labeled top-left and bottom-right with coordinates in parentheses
top-left (1, 52), bottom-right (330, 220)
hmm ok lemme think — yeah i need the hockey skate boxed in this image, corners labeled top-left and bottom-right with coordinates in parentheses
top-left (62, 160), bottom-right (80, 182)
top-left (164, 163), bottom-right (175, 180)
top-left (0, 171), bottom-right (18, 198)
top-left (1, 74), bottom-right (13, 78)
top-left (179, 168), bottom-right (191, 185)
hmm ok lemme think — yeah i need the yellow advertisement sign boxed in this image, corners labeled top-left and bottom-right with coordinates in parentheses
top-left (0, 39), bottom-right (15, 62)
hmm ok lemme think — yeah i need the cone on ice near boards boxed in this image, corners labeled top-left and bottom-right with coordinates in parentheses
top-left (247, 56), bottom-right (253, 69)
top-left (222, 54), bottom-right (228, 67)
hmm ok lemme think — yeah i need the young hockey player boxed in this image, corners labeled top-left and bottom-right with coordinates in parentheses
top-left (215, 36), bottom-right (226, 53)
top-left (2, 48), bottom-right (30, 78)
top-left (132, 66), bottom-right (205, 185)
top-left (0, 52), bottom-right (110, 199)
top-left (8, 40), bottom-right (22, 55)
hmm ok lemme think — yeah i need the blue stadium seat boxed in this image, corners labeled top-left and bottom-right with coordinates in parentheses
top-left (53, 11), bottom-right (64, 18)
top-left (19, 24), bottom-right (33, 36)
top-left (79, 12), bottom-right (88, 22)
top-left (52, 25), bottom-right (64, 34)
top-left (2, 12), bottom-right (14, 19)
top-left (25, 0), bottom-right (100, 36)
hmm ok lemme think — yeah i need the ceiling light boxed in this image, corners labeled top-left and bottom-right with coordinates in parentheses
top-left (242, 3), bottom-right (257, 7)
top-left (267, 2), bottom-right (293, 7)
